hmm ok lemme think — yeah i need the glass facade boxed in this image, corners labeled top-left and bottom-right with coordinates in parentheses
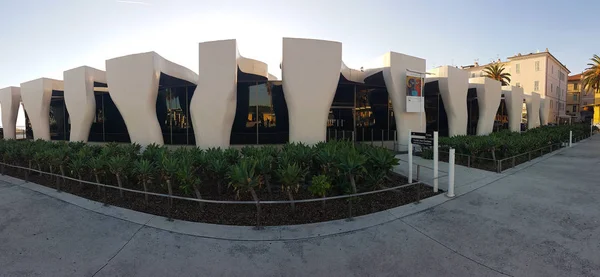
top-left (27, 71), bottom-right (520, 144)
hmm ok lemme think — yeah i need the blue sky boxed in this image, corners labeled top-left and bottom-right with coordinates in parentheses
top-left (0, 0), bottom-right (598, 125)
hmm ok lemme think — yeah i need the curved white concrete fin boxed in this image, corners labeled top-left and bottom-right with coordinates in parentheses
top-left (540, 98), bottom-right (550, 126)
top-left (525, 92), bottom-right (541, 129)
top-left (106, 52), bottom-right (198, 146)
top-left (64, 66), bottom-right (106, 142)
top-left (340, 61), bottom-right (365, 83)
top-left (429, 66), bottom-right (469, 137)
top-left (20, 78), bottom-right (64, 141)
top-left (469, 77), bottom-right (501, 135)
top-left (282, 38), bottom-right (342, 145)
top-left (502, 86), bottom-right (524, 132)
top-left (192, 39), bottom-right (239, 149)
top-left (380, 52), bottom-right (426, 148)
top-left (0, 87), bottom-right (22, 139)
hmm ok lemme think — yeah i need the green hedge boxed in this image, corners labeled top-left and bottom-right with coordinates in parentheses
top-left (424, 124), bottom-right (590, 161)
top-left (0, 139), bottom-right (399, 204)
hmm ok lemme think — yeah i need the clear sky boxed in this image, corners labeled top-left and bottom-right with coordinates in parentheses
top-left (0, 0), bottom-right (598, 125)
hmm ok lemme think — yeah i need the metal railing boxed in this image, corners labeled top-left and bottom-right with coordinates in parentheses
top-left (435, 134), bottom-right (592, 173)
top-left (326, 130), bottom-right (400, 152)
top-left (0, 161), bottom-right (435, 229)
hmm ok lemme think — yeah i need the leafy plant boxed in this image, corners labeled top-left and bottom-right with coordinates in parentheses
top-left (133, 159), bottom-right (155, 204)
top-left (254, 151), bottom-right (274, 196)
top-left (228, 158), bottom-right (262, 227)
top-left (176, 157), bottom-right (203, 209)
top-left (308, 175), bottom-right (331, 208)
top-left (276, 162), bottom-right (307, 211)
top-left (89, 156), bottom-right (106, 192)
top-left (205, 150), bottom-right (229, 195)
top-left (107, 155), bottom-right (129, 198)
top-left (69, 156), bottom-right (87, 187)
top-left (337, 149), bottom-right (367, 195)
top-left (160, 152), bottom-right (179, 205)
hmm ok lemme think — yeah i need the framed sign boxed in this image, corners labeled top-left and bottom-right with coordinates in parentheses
top-left (406, 72), bottom-right (424, 112)
top-left (411, 132), bottom-right (433, 146)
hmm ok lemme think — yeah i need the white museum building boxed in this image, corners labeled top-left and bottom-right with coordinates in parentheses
top-left (0, 38), bottom-right (548, 149)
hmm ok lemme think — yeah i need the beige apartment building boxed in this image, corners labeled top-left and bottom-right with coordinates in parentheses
top-left (462, 49), bottom-right (570, 123)
top-left (569, 73), bottom-right (600, 125)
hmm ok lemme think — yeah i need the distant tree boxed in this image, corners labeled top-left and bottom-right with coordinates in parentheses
top-left (582, 54), bottom-right (600, 95)
top-left (483, 63), bottom-right (511, 86)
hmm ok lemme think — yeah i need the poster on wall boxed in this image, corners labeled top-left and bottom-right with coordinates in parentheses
top-left (406, 72), bottom-right (424, 112)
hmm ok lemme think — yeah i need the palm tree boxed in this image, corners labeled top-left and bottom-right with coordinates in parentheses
top-left (483, 63), bottom-right (511, 86)
top-left (582, 54), bottom-right (600, 95)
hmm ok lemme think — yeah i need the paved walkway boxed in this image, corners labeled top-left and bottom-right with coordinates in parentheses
top-left (1, 136), bottom-right (599, 276)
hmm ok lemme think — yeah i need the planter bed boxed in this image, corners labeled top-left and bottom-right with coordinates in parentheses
top-left (4, 168), bottom-right (438, 226)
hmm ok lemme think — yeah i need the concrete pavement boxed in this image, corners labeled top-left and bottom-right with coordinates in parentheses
top-left (1, 136), bottom-right (600, 276)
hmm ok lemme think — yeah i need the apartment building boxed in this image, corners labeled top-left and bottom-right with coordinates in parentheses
top-left (570, 73), bottom-right (600, 125)
top-left (567, 74), bottom-right (582, 121)
top-left (462, 49), bottom-right (570, 123)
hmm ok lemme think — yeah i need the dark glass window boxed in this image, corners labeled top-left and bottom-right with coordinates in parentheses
top-left (50, 90), bottom-right (70, 140)
top-left (24, 110), bottom-right (33, 140)
top-left (467, 88), bottom-right (479, 135)
top-left (231, 81), bottom-right (289, 145)
top-left (355, 85), bottom-right (389, 141)
top-left (494, 98), bottom-right (509, 132)
top-left (328, 83), bottom-right (355, 141)
top-left (231, 81), bottom-right (258, 145)
top-left (424, 80), bottom-right (449, 137)
top-left (155, 72), bottom-right (196, 145)
top-left (88, 90), bottom-right (130, 143)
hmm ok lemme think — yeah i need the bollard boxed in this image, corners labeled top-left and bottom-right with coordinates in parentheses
top-left (408, 130), bottom-right (413, 183)
top-left (381, 130), bottom-right (384, 147)
top-left (447, 148), bottom-right (455, 197)
top-left (335, 129), bottom-right (338, 140)
top-left (394, 131), bottom-right (397, 152)
top-left (343, 130), bottom-right (345, 140)
top-left (433, 132), bottom-right (439, 192)
top-left (569, 131), bottom-right (573, 147)
top-left (371, 129), bottom-right (374, 145)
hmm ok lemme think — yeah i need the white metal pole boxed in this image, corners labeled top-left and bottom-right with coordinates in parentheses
top-left (447, 148), bottom-right (455, 197)
top-left (408, 130), bottom-right (413, 183)
top-left (433, 131), bottom-right (439, 192)
top-left (569, 130), bottom-right (573, 147)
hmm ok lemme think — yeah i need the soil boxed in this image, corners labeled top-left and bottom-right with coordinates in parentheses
top-left (3, 167), bottom-right (440, 226)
